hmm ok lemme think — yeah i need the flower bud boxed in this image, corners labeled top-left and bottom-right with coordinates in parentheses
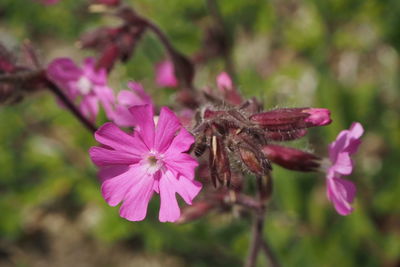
top-left (262, 144), bottom-right (320, 172)
top-left (265, 129), bottom-right (308, 141)
top-left (250, 107), bottom-right (331, 131)
top-left (303, 108), bottom-right (331, 126)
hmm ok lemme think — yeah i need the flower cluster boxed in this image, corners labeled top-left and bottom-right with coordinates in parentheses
top-left (43, 49), bottom-right (363, 221)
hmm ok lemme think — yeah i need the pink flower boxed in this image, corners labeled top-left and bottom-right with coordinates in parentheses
top-left (326, 122), bottom-right (364, 215)
top-left (155, 60), bottom-right (178, 88)
top-left (113, 82), bottom-right (153, 127)
top-left (216, 72), bottom-right (243, 105)
top-left (47, 57), bottom-right (115, 122)
top-left (89, 104), bottom-right (202, 222)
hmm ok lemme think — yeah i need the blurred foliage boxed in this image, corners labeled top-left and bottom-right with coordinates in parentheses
top-left (1, 0), bottom-right (400, 266)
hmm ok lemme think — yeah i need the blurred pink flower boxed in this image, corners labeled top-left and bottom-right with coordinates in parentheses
top-left (47, 57), bottom-right (115, 122)
top-left (113, 82), bottom-right (152, 127)
top-left (216, 72), bottom-right (242, 105)
top-left (89, 104), bottom-right (202, 222)
top-left (155, 60), bottom-right (178, 88)
top-left (326, 122), bottom-right (364, 215)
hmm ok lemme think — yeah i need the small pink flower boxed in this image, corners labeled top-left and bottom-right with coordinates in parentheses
top-left (113, 82), bottom-right (153, 127)
top-left (326, 122), bottom-right (364, 215)
top-left (216, 72), bottom-right (243, 105)
top-left (47, 57), bottom-right (115, 122)
top-left (155, 60), bottom-right (178, 88)
top-left (89, 104), bottom-right (202, 222)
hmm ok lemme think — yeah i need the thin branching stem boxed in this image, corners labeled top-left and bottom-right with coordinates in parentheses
top-left (46, 80), bottom-right (97, 133)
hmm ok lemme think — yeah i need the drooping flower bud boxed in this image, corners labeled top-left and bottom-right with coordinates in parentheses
top-left (262, 144), bottom-right (321, 172)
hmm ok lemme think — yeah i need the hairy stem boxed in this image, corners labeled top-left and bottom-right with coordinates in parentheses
top-left (46, 80), bottom-right (97, 133)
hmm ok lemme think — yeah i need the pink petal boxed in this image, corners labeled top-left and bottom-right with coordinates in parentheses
top-left (47, 58), bottom-right (82, 83)
top-left (164, 153), bottom-right (198, 181)
top-left (95, 122), bottom-right (148, 155)
top-left (101, 165), bottom-right (140, 206)
top-left (117, 82), bottom-right (152, 107)
top-left (346, 122), bottom-right (364, 154)
top-left (348, 122), bottom-right (364, 140)
top-left (159, 171), bottom-right (181, 222)
top-left (94, 85), bottom-right (115, 120)
top-left (216, 72), bottom-right (233, 91)
top-left (119, 166), bottom-right (155, 221)
top-left (82, 57), bottom-right (107, 85)
top-left (80, 94), bottom-right (99, 122)
top-left (154, 107), bottom-right (181, 153)
top-left (98, 165), bottom-right (129, 183)
top-left (89, 147), bottom-right (140, 166)
top-left (159, 170), bottom-right (201, 222)
top-left (113, 106), bottom-right (136, 127)
top-left (330, 152), bottom-right (353, 176)
top-left (164, 128), bottom-right (195, 155)
top-left (128, 104), bottom-right (155, 149)
top-left (327, 177), bottom-right (356, 216)
top-left (155, 60), bottom-right (178, 88)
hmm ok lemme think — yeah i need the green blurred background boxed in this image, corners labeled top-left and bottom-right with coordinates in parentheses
top-left (0, 0), bottom-right (399, 266)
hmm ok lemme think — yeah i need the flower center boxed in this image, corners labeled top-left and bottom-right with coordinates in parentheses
top-left (147, 155), bottom-right (158, 166)
top-left (144, 153), bottom-right (164, 174)
top-left (77, 76), bottom-right (93, 95)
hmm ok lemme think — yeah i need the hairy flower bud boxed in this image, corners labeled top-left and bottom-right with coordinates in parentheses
top-left (250, 107), bottom-right (331, 131)
top-left (262, 144), bottom-right (320, 172)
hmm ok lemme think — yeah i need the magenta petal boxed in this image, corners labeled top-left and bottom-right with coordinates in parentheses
top-left (98, 165), bottom-right (129, 183)
top-left (154, 107), bottom-right (181, 153)
top-left (327, 177), bottom-right (356, 216)
top-left (80, 94), bottom-right (99, 122)
top-left (94, 85), bottom-right (115, 120)
top-left (101, 165), bottom-right (139, 206)
top-left (83, 57), bottom-right (107, 85)
top-left (217, 72), bottom-right (233, 91)
top-left (165, 153), bottom-right (198, 181)
top-left (158, 171), bottom-right (180, 222)
top-left (330, 152), bottom-right (353, 176)
top-left (113, 106), bottom-right (136, 127)
top-left (173, 176), bottom-right (202, 205)
top-left (119, 168), bottom-right (155, 221)
top-left (128, 104), bottom-right (155, 149)
top-left (159, 171), bottom-right (202, 222)
top-left (89, 147), bottom-right (140, 166)
top-left (95, 122), bottom-right (148, 154)
top-left (165, 128), bottom-right (195, 154)
top-left (155, 60), bottom-right (178, 88)
top-left (47, 58), bottom-right (82, 82)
